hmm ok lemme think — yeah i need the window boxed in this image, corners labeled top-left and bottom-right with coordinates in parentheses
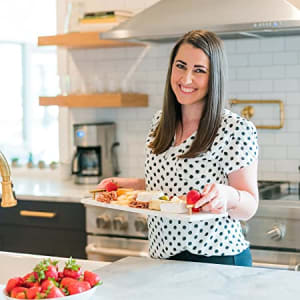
top-left (0, 0), bottom-right (58, 166)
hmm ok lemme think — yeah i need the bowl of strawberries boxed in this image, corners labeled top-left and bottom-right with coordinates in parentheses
top-left (3, 257), bottom-right (102, 299)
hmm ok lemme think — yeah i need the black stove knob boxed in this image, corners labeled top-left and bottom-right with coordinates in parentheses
top-left (113, 216), bottom-right (128, 231)
top-left (266, 224), bottom-right (286, 240)
top-left (134, 217), bottom-right (148, 233)
top-left (96, 214), bottom-right (111, 229)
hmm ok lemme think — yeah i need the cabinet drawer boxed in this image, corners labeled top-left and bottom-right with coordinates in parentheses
top-left (0, 226), bottom-right (86, 259)
top-left (0, 200), bottom-right (85, 231)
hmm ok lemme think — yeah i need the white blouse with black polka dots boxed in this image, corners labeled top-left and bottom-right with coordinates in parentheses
top-left (145, 109), bottom-right (258, 258)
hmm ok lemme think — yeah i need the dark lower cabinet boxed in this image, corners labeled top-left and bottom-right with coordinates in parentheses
top-left (0, 199), bottom-right (86, 259)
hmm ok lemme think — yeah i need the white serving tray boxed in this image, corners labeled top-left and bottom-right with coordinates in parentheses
top-left (81, 198), bottom-right (227, 222)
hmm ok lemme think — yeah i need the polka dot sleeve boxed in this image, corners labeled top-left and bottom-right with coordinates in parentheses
top-left (221, 115), bottom-right (259, 175)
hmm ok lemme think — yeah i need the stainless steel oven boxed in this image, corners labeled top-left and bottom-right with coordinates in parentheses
top-left (84, 204), bottom-right (149, 262)
top-left (245, 181), bottom-right (300, 271)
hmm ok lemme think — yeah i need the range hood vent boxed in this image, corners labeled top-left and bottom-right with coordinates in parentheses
top-left (101, 0), bottom-right (300, 42)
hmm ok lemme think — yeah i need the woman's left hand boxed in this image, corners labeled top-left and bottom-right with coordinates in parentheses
top-left (194, 183), bottom-right (228, 214)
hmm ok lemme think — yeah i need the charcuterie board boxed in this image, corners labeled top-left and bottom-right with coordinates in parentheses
top-left (81, 198), bottom-right (227, 222)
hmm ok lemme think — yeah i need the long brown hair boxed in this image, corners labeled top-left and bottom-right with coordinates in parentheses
top-left (149, 30), bottom-right (227, 158)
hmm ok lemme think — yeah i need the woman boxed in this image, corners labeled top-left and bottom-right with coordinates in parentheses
top-left (98, 30), bottom-right (259, 266)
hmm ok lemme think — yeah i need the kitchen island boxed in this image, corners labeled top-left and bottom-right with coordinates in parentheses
top-left (92, 256), bottom-right (300, 299)
top-left (1, 254), bottom-right (300, 299)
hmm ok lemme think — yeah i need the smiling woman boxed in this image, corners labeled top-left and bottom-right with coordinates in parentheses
top-left (0, 0), bottom-right (58, 166)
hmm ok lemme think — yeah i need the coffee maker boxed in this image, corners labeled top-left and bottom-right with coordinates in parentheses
top-left (71, 123), bottom-right (119, 184)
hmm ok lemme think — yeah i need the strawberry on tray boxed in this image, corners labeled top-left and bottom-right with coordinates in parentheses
top-left (3, 257), bottom-right (102, 299)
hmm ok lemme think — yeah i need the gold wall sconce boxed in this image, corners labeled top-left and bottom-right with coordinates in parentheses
top-left (229, 99), bottom-right (284, 129)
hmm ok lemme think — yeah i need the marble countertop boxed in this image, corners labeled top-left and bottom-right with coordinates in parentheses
top-left (1, 254), bottom-right (300, 299)
top-left (91, 256), bottom-right (300, 300)
top-left (6, 170), bottom-right (96, 203)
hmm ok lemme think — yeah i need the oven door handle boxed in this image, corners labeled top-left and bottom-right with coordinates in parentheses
top-left (253, 261), bottom-right (300, 271)
top-left (85, 243), bottom-right (149, 258)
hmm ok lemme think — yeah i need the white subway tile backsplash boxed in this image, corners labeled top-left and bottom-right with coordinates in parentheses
top-left (287, 173), bottom-right (300, 182)
top-left (285, 65), bottom-right (300, 78)
top-left (273, 79), bottom-right (299, 92)
top-left (115, 108), bottom-right (138, 121)
top-left (249, 80), bottom-right (273, 92)
top-left (228, 68), bottom-right (236, 81)
top-left (236, 39), bottom-right (260, 53)
top-left (274, 160), bottom-right (299, 173)
top-left (224, 40), bottom-right (236, 54)
top-left (273, 52), bottom-right (298, 65)
top-left (286, 120), bottom-right (300, 133)
top-left (258, 132), bottom-right (276, 145)
top-left (260, 38), bottom-right (285, 52)
top-left (287, 146), bottom-right (300, 159)
top-left (236, 67), bottom-right (261, 80)
top-left (275, 133), bottom-right (299, 145)
top-left (286, 93), bottom-right (300, 104)
top-left (259, 172), bottom-right (289, 181)
top-left (228, 80), bottom-right (249, 93)
top-left (228, 54), bottom-right (249, 66)
top-left (285, 105), bottom-right (300, 119)
top-left (285, 36), bottom-right (300, 51)
top-left (261, 66), bottom-right (286, 79)
top-left (249, 53), bottom-right (273, 66)
top-left (262, 146), bottom-right (287, 159)
top-left (259, 160), bottom-right (275, 172)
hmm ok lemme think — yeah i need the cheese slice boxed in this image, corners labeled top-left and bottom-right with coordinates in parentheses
top-left (148, 199), bottom-right (167, 210)
top-left (136, 191), bottom-right (164, 202)
top-left (160, 196), bottom-right (188, 214)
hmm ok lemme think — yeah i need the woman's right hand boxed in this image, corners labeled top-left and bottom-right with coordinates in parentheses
top-left (97, 177), bottom-right (145, 190)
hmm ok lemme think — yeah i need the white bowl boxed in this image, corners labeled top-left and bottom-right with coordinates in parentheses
top-left (3, 284), bottom-right (101, 300)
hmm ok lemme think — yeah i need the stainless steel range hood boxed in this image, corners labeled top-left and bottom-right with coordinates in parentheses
top-left (101, 0), bottom-right (300, 42)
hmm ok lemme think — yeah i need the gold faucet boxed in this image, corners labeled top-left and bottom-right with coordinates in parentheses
top-left (0, 151), bottom-right (17, 207)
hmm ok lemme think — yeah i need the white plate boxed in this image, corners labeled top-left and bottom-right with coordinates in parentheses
top-left (81, 198), bottom-right (227, 221)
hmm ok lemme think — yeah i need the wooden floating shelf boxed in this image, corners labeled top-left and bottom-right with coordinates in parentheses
top-left (38, 32), bottom-right (145, 48)
top-left (39, 93), bottom-right (148, 108)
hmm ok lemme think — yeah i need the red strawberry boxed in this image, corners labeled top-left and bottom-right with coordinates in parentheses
top-left (41, 279), bottom-right (57, 292)
top-left (186, 189), bottom-right (201, 205)
top-left (84, 271), bottom-right (101, 287)
top-left (10, 287), bottom-right (28, 298)
top-left (46, 286), bottom-right (65, 298)
top-left (15, 292), bottom-right (26, 299)
top-left (59, 287), bottom-right (68, 296)
top-left (60, 277), bottom-right (77, 289)
top-left (63, 257), bottom-right (82, 279)
top-left (105, 181), bottom-right (118, 192)
top-left (5, 277), bottom-right (23, 293)
top-left (57, 272), bottom-right (65, 281)
top-left (23, 272), bottom-right (39, 288)
top-left (26, 286), bottom-right (42, 299)
top-left (192, 207), bottom-right (201, 213)
top-left (34, 258), bottom-right (59, 281)
top-left (68, 280), bottom-right (91, 295)
top-left (35, 292), bottom-right (47, 299)
top-left (45, 265), bottom-right (58, 281)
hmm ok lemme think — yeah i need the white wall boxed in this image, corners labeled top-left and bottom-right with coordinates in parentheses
top-left (57, 0), bottom-right (300, 181)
